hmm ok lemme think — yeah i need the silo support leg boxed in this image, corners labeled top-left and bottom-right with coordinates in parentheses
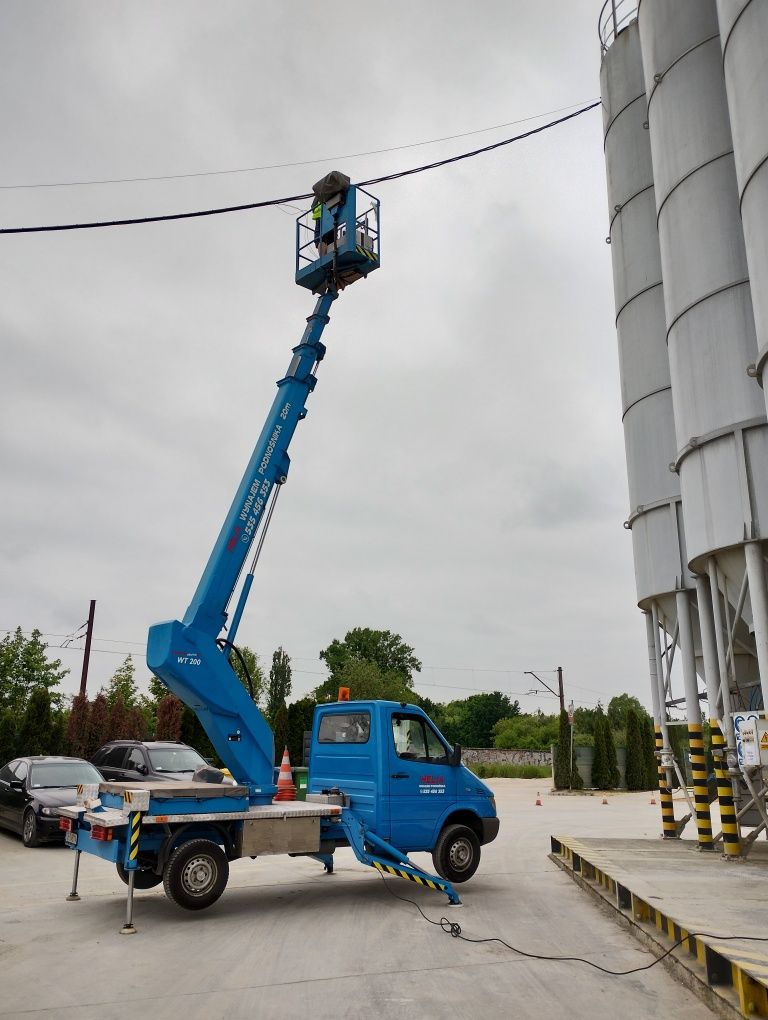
top-left (710, 720), bottom-right (741, 858)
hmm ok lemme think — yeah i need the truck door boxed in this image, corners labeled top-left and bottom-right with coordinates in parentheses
top-left (388, 712), bottom-right (457, 851)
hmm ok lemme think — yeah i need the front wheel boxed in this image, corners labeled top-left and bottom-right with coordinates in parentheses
top-left (163, 839), bottom-right (229, 911)
top-left (116, 861), bottom-right (163, 889)
top-left (22, 809), bottom-right (40, 848)
top-left (432, 824), bottom-right (480, 883)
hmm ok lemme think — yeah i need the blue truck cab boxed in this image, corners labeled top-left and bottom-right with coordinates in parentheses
top-left (310, 700), bottom-right (499, 883)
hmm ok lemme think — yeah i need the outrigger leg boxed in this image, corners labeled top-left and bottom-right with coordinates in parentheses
top-left (339, 811), bottom-right (461, 905)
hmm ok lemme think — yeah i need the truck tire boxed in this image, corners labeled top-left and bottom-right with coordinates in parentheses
top-left (116, 861), bottom-right (163, 889)
top-left (163, 839), bottom-right (229, 911)
top-left (432, 824), bottom-right (480, 883)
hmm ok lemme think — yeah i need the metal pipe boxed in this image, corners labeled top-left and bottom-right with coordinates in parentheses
top-left (66, 849), bottom-right (81, 902)
top-left (695, 575), bottom-right (722, 716)
top-left (707, 556), bottom-right (742, 856)
top-left (120, 871), bottom-right (137, 935)
top-left (676, 590), bottom-right (714, 848)
top-left (651, 602), bottom-right (679, 836)
top-left (744, 541), bottom-right (768, 708)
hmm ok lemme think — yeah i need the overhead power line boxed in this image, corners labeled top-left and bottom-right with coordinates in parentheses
top-left (0, 99), bottom-right (600, 191)
top-left (0, 101), bottom-right (600, 236)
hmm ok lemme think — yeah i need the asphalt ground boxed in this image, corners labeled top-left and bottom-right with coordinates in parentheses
top-left (0, 780), bottom-right (713, 1019)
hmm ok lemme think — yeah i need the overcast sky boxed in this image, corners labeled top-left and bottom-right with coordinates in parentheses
top-left (0, 1), bottom-right (652, 716)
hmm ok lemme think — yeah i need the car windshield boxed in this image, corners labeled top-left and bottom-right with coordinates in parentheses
top-left (147, 747), bottom-right (207, 773)
top-left (30, 762), bottom-right (102, 789)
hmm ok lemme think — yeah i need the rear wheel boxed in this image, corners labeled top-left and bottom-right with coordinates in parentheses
top-left (116, 861), bottom-right (163, 889)
top-left (22, 809), bottom-right (40, 848)
top-left (163, 839), bottom-right (229, 911)
top-left (432, 824), bottom-right (480, 883)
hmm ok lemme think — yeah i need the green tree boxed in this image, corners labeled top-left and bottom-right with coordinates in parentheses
top-left (0, 709), bottom-right (18, 762)
top-left (493, 711), bottom-right (559, 751)
top-left (0, 627), bottom-right (68, 713)
top-left (286, 698), bottom-right (316, 766)
top-left (315, 659), bottom-right (413, 704)
top-left (625, 707), bottom-right (646, 790)
top-left (108, 692), bottom-right (130, 741)
top-left (440, 692), bottom-right (519, 748)
top-left (87, 692), bottom-right (110, 757)
top-left (644, 715), bottom-right (658, 791)
top-left (554, 710), bottom-right (571, 790)
top-left (18, 688), bottom-right (53, 755)
top-left (156, 695), bottom-right (183, 741)
top-left (592, 705), bottom-right (611, 789)
top-left (148, 674), bottom-right (168, 703)
top-left (180, 708), bottom-right (219, 766)
top-left (66, 694), bottom-right (90, 758)
top-left (104, 656), bottom-right (138, 708)
top-left (606, 718), bottom-right (620, 787)
top-left (126, 706), bottom-right (147, 741)
top-left (272, 702), bottom-right (289, 766)
top-left (572, 706), bottom-right (598, 738)
top-left (49, 711), bottom-right (66, 755)
top-left (317, 628), bottom-right (421, 698)
top-left (266, 648), bottom-right (293, 725)
top-left (230, 645), bottom-right (265, 704)
top-left (607, 693), bottom-right (648, 732)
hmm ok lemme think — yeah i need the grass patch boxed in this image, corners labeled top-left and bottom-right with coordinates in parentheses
top-left (470, 763), bottom-right (551, 779)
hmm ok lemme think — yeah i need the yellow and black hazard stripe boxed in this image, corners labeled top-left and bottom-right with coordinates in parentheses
top-left (128, 811), bottom-right (142, 862)
top-left (688, 723), bottom-right (713, 849)
top-left (656, 726), bottom-right (678, 838)
top-left (356, 245), bottom-right (378, 262)
top-left (373, 860), bottom-right (445, 891)
top-left (710, 718), bottom-right (741, 857)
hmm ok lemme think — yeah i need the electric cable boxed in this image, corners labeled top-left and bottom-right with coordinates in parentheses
top-left (376, 871), bottom-right (768, 977)
top-left (0, 102), bottom-right (600, 235)
top-left (215, 637), bottom-right (255, 700)
top-left (0, 99), bottom-right (600, 191)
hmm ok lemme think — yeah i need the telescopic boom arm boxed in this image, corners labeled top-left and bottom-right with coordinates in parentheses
top-left (147, 173), bottom-right (380, 804)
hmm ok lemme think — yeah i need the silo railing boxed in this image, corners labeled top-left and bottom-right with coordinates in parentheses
top-left (598, 0), bottom-right (639, 56)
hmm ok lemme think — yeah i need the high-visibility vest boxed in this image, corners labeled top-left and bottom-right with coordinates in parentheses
top-left (311, 202), bottom-right (322, 221)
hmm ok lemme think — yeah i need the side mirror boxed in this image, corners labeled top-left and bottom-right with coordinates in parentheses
top-left (449, 743), bottom-right (462, 767)
top-left (136, 763), bottom-right (148, 776)
top-left (9, 779), bottom-right (24, 791)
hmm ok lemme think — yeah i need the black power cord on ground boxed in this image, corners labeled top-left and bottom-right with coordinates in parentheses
top-left (376, 872), bottom-right (768, 978)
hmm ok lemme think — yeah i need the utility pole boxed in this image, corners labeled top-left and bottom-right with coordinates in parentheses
top-left (78, 600), bottom-right (96, 698)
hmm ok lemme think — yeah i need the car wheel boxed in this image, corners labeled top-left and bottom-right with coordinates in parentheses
top-left (116, 861), bottom-right (163, 889)
top-left (432, 823), bottom-right (480, 883)
top-left (22, 809), bottom-right (40, 848)
top-left (163, 839), bottom-right (229, 911)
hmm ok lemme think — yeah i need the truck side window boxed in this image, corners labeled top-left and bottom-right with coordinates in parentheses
top-left (393, 715), bottom-right (449, 764)
top-left (318, 712), bottom-right (370, 744)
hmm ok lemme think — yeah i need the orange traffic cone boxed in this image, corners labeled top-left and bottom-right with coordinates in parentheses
top-left (535, 792), bottom-right (543, 806)
top-left (602, 796), bottom-right (609, 805)
top-left (273, 746), bottom-right (296, 802)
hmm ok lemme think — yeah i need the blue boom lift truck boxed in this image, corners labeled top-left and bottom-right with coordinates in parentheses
top-left (58, 172), bottom-right (499, 931)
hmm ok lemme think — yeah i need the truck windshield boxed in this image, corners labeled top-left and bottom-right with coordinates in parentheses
top-left (147, 747), bottom-right (207, 773)
top-left (318, 712), bottom-right (370, 744)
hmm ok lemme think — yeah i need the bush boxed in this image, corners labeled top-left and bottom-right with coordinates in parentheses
top-left (471, 763), bottom-right (551, 779)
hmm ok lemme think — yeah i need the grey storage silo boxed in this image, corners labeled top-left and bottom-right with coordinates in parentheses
top-left (601, 15), bottom-right (708, 844)
top-left (638, 0), bottom-right (768, 710)
top-left (717, 0), bottom-right (768, 405)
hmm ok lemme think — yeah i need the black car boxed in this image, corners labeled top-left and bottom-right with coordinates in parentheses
top-left (91, 740), bottom-right (210, 783)
top-left (0, 756), bottom-right (104, 847)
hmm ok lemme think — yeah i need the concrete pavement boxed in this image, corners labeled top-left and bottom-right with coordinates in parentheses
top-left (0, 780), bottom-right (713, 1019)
